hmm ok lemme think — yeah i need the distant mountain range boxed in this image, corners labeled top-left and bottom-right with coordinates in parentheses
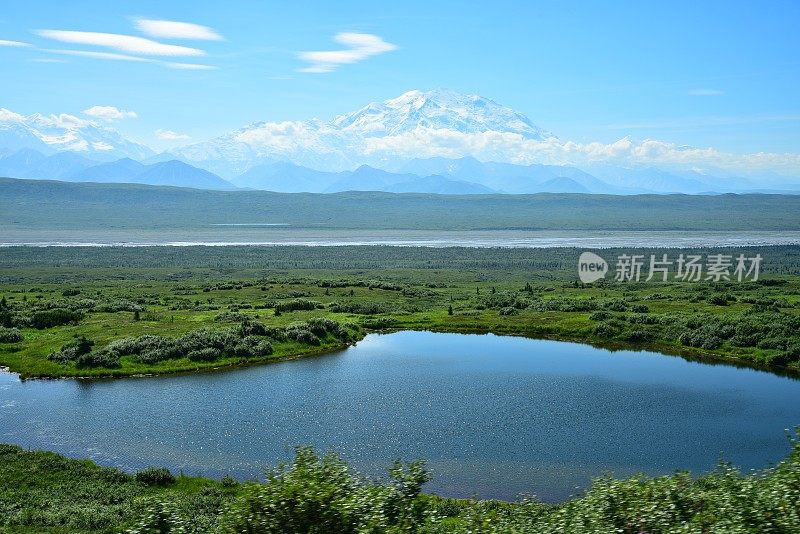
top-left (3, 147), bottom-right (800, 195)
top-left (0, 148), bottom-right (234, 190)
top-left (1, 89), bottom-right (799, 194)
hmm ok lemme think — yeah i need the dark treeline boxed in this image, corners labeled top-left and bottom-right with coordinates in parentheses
top-left (1, 245), bottom-right (799, 277)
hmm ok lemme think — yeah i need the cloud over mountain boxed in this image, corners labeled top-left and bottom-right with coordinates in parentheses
top-left (83, 106), bottom-right (137, 121)
top-left (169, 89), bottom-right (800, 179)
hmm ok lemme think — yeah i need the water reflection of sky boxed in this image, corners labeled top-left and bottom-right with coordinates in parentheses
top-left (1, 331), bottom-right (799, 501)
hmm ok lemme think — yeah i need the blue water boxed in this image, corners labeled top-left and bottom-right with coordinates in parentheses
top-left (1, 331), bottom-right (798, 501)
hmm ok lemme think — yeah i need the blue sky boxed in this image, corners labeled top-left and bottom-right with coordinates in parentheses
top-left (1, 0), bottom-right (798, 153)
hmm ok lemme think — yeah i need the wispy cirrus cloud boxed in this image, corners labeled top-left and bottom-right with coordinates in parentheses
top-left (606, 114), bottom-right (800, 130)
top-left (156, 128), bottom-right (190, 140)
top-left (44, 48), bottom-right (154, 62)
top-left (7, 19), bottom-right (221, 70)
top-left (687, 88), bottom-right (724, 96)
top-left (298, 32), bottom-right (397, 73)
top-left (164, 62), bottom-right (217, 70)
top-left (42, 48), bottom-right (215, 70)
top-left (134, 19), bottom-right (223, 41)
top-left (0, 39), bottom-right (31, 47)
top-left (36, 29), bottom-right (205, 56)
top-left (83, 106), bottom-right (137, 121)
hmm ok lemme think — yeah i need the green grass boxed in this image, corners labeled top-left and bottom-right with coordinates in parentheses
top-left (0, 444), bottom-right (240, 533)
top-left (3, 439), bottom-right (800, 533)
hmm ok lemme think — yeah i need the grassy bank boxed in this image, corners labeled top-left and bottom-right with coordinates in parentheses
top-left (2, 439), bottom-right (799, 533)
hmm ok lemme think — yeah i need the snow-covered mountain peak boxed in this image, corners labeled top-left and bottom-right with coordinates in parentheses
top-left (332, 89), bottom-right (553, 139)
top-left (0, 109), bottom-right (153, 161)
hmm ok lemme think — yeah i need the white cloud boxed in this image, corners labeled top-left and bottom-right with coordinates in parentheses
top-left (36, 29), bottom-right (205, 56)
top-left (83, 106), bottom-right (137, 121)
top-left (156, 129), bottom-right (190, 140)
top-left (163, 62), bottom-right (216, 70)
top-left (0, 39), bottom-right (31, 47)
top-left (134, 19), bottom-right (223, 41)
top-left (34, 113), bottom-right (92, 129)
top-left (298, 32), bottom-right (397, 73)
top-left (44, 48), bottom-right (156, 62)
top-left (43, 49), bottom-right (215, 70)
top-left (0, 108), bottom-right (25, 122)
top-left (92, 141), bottom-right (114, 151)
top-left (31, 58), bottom-right (67, 63)
top-left (359, 127), bottom-right (800, 175)
top-left (687, 89), bottom-right (724, 96)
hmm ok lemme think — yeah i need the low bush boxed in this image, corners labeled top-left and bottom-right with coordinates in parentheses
top-left (53, 318), bottom-right (350, 368)
top-left (328, 301), bottom-right (392, 315)
top-left (30, 308), bottom-right (83, 329)
top-left (47, 336), bottom-right (94, 363)
top-left (135, 467), bottom-right (176, 486)
top-left (0, 326), bottom-right (23, 343)
top-left (274, 299), bottom-right (321, 313)
top-left (222, 447), bottom-right (430, 534)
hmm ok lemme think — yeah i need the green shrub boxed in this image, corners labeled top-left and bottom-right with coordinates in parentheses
top-left (708, 294), bottom-right (731, 306)
top-left (47, 336), bottom-right (94, 363)
top-left (187, 347), bottom-right (222, 362)
top-left (275, 299), bottom-right (321, 313)
top-left (135, 467), bottom-right (176, 486)
top-left (328, 301), bottom-right (392, 315)
top-left (30, 308), bottom-right (83, 329)
top-left (625, 329), bottom-right (655, 343)
top-left (0, 326), bottom-right (23, 343)
top-left (222, 447), bottom-right (429, 534)
top-left (593, 322), bottom-right (620, 337)
top-left (234, 336), bottom-right (273, 358)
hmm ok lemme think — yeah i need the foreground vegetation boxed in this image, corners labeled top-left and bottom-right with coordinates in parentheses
top-left (2, 438), bottom-right (800, 533)
top-left (1, 246), bottom-right (800, 377)
top-left (1, 246), bottom-right (799, 532)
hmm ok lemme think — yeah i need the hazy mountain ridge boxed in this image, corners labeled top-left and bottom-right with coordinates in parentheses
top-left (4, 147), bottom-right (800, 195)
top-left (0, 148), bottom-right (234, 190)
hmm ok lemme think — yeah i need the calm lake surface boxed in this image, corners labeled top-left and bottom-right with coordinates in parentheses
top-left (2, 331), bottom-right (799, 501)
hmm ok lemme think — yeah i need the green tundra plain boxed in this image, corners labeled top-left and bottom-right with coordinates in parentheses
top-left (1, 245), bottom-right (799, 379)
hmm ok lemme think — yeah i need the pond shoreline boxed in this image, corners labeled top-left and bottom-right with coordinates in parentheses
top-left (5, 326), bottom-right (797, 381)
